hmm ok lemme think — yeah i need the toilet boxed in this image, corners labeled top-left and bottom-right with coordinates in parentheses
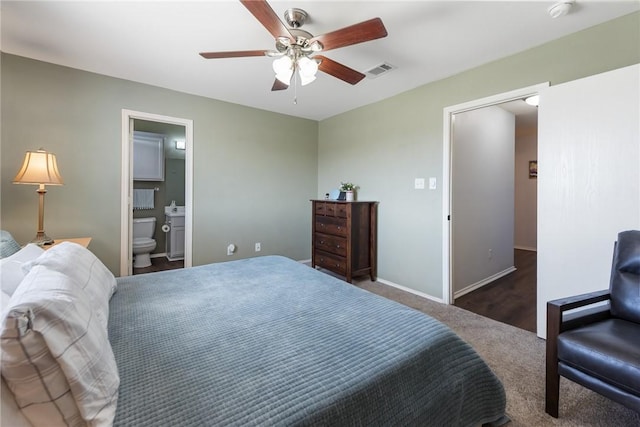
top-left (132, 217), bottom-right (157, 268)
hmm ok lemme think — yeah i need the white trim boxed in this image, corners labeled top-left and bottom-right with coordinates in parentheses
top-left (442, 83), bottom-right (549, 304)
top-left (453, 266), bottom-right (517, 299)
top-left (377, 278), bottom-right (445, 304)
top-left (121, 109), bottom-right (194, 277)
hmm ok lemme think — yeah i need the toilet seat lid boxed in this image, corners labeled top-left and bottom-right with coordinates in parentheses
top-left (133, 237), bottom-right (155, 246)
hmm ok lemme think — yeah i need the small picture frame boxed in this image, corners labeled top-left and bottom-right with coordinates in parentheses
top-left (529, 160), bottom-right (538, 179)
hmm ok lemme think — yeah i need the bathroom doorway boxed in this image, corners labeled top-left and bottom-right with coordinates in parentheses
top-left (120, 110), bottom-right (193, 277)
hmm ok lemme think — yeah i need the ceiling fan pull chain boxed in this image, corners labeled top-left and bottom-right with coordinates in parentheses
top-left (293, 69), bottom-right (298, 105)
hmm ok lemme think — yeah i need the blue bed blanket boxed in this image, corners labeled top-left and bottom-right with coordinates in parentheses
top-left (109, 256), bottom-right (505, 426)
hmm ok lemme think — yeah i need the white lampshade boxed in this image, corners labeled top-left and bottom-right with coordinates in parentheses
top-left (297, 56), bottom-right (318, 76)
top-left (297, 56), bottom-right (319, 86)
top-left (299, 73), bottom-right (316, 86)
top-left (13, 149), bottom-right (64, 185)
top-left (13, 149), bottom-right (64, 246)
top-left (273, 56), bottom-right (293, 84)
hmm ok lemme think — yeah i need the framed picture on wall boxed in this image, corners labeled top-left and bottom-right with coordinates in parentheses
top-left (529, 160), bottom-right (538, 179)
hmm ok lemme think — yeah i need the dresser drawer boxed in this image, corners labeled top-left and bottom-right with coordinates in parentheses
top-left (315, 216), bottom-right (347, 237)
top-left (315, 202), bottom-right (337, 216)
top-left (314, 251), bottom-right (347, 276)
top-left (314, 233), bottom-right (347, 257)
top-left (315, 201), bottom-right (348, 217)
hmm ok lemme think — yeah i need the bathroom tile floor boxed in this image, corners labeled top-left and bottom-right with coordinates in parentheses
top-left (133, 257), bottom-right (184, 275)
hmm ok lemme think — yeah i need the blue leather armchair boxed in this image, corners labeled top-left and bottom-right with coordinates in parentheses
top-left (545, 230), bottom-right (640, 417)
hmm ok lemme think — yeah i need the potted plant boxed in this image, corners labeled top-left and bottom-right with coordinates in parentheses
top-left (340, 182), bottom-right (358, 201)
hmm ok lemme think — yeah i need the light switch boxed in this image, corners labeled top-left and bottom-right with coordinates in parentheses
top-left (429, 177), bottom-right (437, 190)
top-left (414, 178), bottom-right (425, 189)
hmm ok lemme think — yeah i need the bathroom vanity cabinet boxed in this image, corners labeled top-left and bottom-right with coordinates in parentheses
top-left (165, 211), bottom-right (185, 261)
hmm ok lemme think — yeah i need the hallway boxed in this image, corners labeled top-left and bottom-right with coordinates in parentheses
top-left (454, 249), bottom-right (537, 333)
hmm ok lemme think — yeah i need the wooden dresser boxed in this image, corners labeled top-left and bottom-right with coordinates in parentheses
top-left (311, 200), bottom-right (378, 283)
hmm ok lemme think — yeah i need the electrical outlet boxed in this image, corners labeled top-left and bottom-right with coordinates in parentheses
top-left (488, 249), bottom-right (493, 259)
top-left (227, 244), bottom-right (235, 256)
top-left (255, 242), bottom-right (261, 252)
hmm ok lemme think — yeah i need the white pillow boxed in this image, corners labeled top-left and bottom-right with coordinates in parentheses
top-left (1, 264), bottom-right (119, 426)
top-left (1, 290), bottom-right (11, 316)
top-left (22, 241), bottom-right (116, 330)
top-left (0, 244), bottom-right (44, 296)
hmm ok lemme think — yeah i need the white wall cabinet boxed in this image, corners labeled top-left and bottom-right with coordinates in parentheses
top-left (133, 131), bottom-right (165, 181)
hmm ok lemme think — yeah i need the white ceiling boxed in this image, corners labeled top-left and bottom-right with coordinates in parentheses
top-left (1, 1), bottom-right (638, 121)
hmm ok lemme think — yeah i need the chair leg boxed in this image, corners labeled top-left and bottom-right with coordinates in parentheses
top-left (545, 301), bottom-right (561, 417)
top-left (545, 366), bottom-right (560, 417)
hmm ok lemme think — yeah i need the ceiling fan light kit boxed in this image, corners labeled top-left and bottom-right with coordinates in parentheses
top-left (199, 0), bottom-right (387, 93)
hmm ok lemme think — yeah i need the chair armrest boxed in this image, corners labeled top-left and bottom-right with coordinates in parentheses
top-left (548, 289), bottom-right (611, 335)
top-left (547, 289), bottom-right (611, 312)
top-left (547, 289), bottom-right (611, 356)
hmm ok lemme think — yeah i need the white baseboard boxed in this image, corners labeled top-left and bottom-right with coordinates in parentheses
top-left (376, 278), bottom-right (445, 304)
top-left (453, 266), bottom-right (517, 299)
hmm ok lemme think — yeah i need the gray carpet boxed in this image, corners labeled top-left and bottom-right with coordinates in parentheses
top-left (354, 279), bottom-right (640, 427)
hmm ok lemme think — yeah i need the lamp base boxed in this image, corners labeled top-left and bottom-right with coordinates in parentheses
top-left (31, 232), bottom-right (54, 246)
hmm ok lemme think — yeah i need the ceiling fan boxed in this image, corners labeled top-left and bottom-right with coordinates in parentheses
top-left (199, 0), bottom-right (388, 91)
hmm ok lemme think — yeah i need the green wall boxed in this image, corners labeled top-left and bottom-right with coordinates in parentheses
top-left (1, 55), bottom-right (318, 274)
top-left (318, 12), bottom-right (640, 298)
top-left (1, 12), bottom-right (638, 296)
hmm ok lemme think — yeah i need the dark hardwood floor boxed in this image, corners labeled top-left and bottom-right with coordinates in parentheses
top-left (454, 249), bottom-right (537, 333)
top-left (133, 256), bottom-right (184, 275)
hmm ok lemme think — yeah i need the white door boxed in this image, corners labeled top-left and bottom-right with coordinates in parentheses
top-left (536, 64), bottom-right (640, 337)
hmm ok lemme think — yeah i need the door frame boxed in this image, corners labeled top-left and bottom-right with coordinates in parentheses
top-left (120, 109), bottom-right (194, 277)
top-left (441, 83), bottom-right (548, 304)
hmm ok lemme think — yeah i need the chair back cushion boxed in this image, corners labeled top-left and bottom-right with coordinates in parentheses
top-left (609, 230), bottom-right (640, 323)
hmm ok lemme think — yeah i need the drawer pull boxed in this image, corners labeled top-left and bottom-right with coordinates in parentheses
top-left (336, 245), bottom-right (340, 249)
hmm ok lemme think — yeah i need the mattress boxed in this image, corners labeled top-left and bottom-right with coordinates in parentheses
top-left (108, 255), bottom-right (505, 426)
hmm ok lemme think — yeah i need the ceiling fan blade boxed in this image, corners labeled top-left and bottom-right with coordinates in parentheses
top-left (271, 79), bottom-right (289, 91)
top-left (240, 0), bottom-right (293, 41)
top-left (315, 55), bottom-right (366, 85)
top-left (310, 18), bottom-right (387, 52)
top-left (199, 50), bottom-right (268, 59)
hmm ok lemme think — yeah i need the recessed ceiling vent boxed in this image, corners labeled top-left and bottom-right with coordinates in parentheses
top-left (365, 62), bottom-right (396, 79)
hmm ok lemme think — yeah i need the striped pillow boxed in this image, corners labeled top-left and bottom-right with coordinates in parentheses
top-left (23, 242), bottom-right (117, 330)
top-left (1, 265), bottom-right (119, 426)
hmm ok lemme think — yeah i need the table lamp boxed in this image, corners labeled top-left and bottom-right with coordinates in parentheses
top-left (13, 149), bottom-right (64, 246)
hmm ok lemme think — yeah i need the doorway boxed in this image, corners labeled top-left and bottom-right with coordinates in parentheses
top-left (120, 110), bottom-right (193, 277)
top-left (441, 83), bottom-right (547, 306)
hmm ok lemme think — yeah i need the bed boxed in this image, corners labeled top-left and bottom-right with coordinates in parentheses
top-left (1, 241), bottom-right (507, 427)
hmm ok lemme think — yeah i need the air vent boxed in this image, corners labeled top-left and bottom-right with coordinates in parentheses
top-left (365, 62), bottom-right (396, 79)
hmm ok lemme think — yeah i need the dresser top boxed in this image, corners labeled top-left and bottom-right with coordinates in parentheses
top-left (311, 200), bottom-right (378, 203)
